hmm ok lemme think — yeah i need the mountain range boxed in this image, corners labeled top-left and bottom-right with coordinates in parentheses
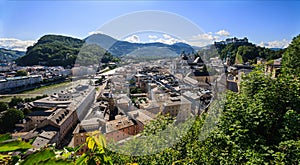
top-left (2, 33), bottom-right (285, 67)
top-left (0, 48), bottom-right (25, 63)
top-left (85, 33), bottom-right (195, 57)
top-left (15, 34), bottom-right (195, 66)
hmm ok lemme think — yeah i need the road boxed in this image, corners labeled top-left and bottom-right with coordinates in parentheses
top-left (0, 94), bottom-right (44, 97)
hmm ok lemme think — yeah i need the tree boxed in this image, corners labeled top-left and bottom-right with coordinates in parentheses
top-left (236, 45), bottom-right (258, 63)
top-left (235, 53), bottom-right (243, 64)
top-left (282, 34), bottom-right (300, 76)
top-left (15, 70), bottom-right (28, 77)
top-left (273, 140), bottom-right (300, 163)
top-left (0, 109), bottom-right (24, 132)
top-left (8, 97), bottom-right (24, 107)
top-left (142, 114), bottom-right (174, 136)
top-left (0, 102), bottom-right (8, 112)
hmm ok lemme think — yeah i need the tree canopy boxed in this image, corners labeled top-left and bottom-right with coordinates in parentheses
top-left (282, 34), bottom-right (300, 76)
top-left (0, 109), bottom-right (24, 132)
top-left (213, 42), bottom-right (285, 65)
top-left (0, 102), bottom-right (8, 112)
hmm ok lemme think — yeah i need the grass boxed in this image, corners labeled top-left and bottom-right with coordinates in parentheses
top-left (20, 81), bottom-right (71, 94)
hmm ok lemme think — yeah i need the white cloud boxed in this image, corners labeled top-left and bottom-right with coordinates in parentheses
top-left (258, 39), bottom-right (290, 48)
top-left (163, 34), bottom-right (172, 39)
top-left (189, 33), bottom-right (218, 47)
top-left (149, 37), bottom-right (186, 45)
top-left (148, 35), bottom-right (158, 39)
top-left (191, 30), bottom-right (230, 42)
top-left (215, 30), bottom-right (230, 36)
top-left (191, 33), bottom-right (220, 41)
top-left (88, 30), bottom-right (103, 35)
top-left (124, 35), bottom-right (140, 43)
top-left (148, 34), bottom-right (187, 45)
top-left (188, 30), bottom-right (231, 46)
top-left (0, 38), bottom-right (36, 51)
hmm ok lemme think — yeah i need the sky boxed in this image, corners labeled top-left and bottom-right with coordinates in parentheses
top-left (0, 0), bottom-right (299, 50)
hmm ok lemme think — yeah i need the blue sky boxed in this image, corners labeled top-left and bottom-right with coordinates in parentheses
top-left (0, 0), bottom-right (299, 49)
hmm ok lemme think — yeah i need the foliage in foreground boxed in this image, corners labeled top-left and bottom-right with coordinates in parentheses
top-left (0, 131), bottom-right (112, 165)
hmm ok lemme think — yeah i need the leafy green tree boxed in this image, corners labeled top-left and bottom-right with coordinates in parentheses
top-left (8, 97), bottom-right (24, 107)
top-left (237, 45), bottom-right (258, 63)
top-left (273, 140), bottom-right (300, 164)
top-left (0, 102), bottom-right (8, 112)
top-left (279, 110), bottom-right (300, 141)
top-left (0, 109), bottom-right (24, 132)
top-left (235, 52), bottom-right (243, 64)
top-left (99, 51), bottom-right (120, 64)
top-left (189, 65), bottom-right (299, 163)
top-left (282, 34), bottom-right (300, 76)
top-left (142, 114), bottom-right (174, 136)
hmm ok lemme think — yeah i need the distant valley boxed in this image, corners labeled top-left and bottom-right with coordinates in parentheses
top-left (15, 34), bottom-right (195, 67)
top-left (0, 48), bottom-right (25, 62)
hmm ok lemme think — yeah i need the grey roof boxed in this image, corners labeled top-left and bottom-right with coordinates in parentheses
top-left (27, 111), bottom-right (52, 116)
top-left (36, 125), bottom-right (59, 132)
top-left (32, 130), bottom-right (58, 148)
top-left (32, 137), bottom-right (51, 148)
top-left (48, 108), bottom-right (71, 126)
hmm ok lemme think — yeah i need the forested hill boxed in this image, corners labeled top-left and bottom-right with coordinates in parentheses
top-left (214, 41), bottom-right (285, 64)
top-left (16, 34), bottom-right (196, 67)
top-left (16, 35), bottom-right (84, 67)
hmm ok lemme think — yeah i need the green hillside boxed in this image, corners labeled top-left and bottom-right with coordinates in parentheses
top-left (16, 35), bottom-right (84, 67)
top-left (215, 42), bottom-right (285, 64)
